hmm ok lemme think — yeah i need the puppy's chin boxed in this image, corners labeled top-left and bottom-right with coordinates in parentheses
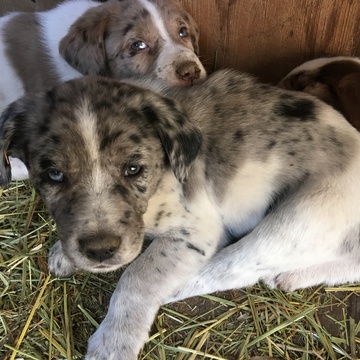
top-left (85, 263), bottom-right (124, 274)
top-left (72, 255), bottom-right (135, 274)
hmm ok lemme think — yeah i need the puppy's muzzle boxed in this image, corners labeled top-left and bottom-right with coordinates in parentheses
top-left (176, 61), bottom-right (201, 83)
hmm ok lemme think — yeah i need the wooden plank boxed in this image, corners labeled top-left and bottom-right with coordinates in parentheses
top-left (180, 0), bottom-right (360, 82)
top-left (0, 0), bottom-right (34, 13)
top-left (0, 0), bottom-right (60, 14)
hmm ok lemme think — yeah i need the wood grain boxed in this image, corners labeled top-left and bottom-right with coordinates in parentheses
top-left (0, 0), bottom-right (59, 13)
top-left (179, 0), bottom-right (360, 82)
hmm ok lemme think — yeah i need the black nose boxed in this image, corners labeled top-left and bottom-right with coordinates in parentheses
top-left (85, 246), bottom-right (117, 262)
top-left (79, 233), bottom-right (121, 262)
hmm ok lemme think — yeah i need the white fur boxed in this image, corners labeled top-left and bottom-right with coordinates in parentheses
top-left (38, 0), bottom-right (99, 82)
top-left (138, 0), bottom-right (171, 43)
top-left (219, 156), bottom-right (282, 236)
top-left (285, 56), bottom-right (360, 77)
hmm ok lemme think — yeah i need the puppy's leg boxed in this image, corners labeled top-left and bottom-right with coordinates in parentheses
top-left (273, 261), bottom-right (360, 292)
top-left (48, 240), bottom-right (77, 277)
top-left (86, 191), bottom-right (223, 360)
top-left (167, 182), bottom-right (360, 302)
top-left (86, 236), bottom-right (221, 359)
top-left (165, 231), bottom-right (292, 303)
top-left (166, 231), bottom-right (349, 303)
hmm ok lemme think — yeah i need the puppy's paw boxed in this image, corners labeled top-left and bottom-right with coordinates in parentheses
top-left (86, 320), bottom-right (138, 360)
top-left (48, 240), bottom-right (77, 277)
top-left (274, 272), bottom-right (300, 292)
top-left (261, 275), bottom-right (277, 289)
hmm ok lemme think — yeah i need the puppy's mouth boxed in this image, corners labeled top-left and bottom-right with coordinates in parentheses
top-left (70, 244), bottom-right (141, 274)
top-left (90, 263), bottom-right (123, 273)
top-left (73, 250), bottom-right (135, 273)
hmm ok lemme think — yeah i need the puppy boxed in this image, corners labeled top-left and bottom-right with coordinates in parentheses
top-left (279, 56), bottom-right (360, 130)
top-left (2, 71), bottom-right (360, 359)
top-left (0, 0), bottom-right (205, 180)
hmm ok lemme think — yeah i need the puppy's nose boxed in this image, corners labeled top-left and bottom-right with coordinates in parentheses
top-left (85, 246), bottom-right (117, 262)
top-left (79, 234), bottom-right (121, 262)
top-left (176, 61), bottom-right (201, 82)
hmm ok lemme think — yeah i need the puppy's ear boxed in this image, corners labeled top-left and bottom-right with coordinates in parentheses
top-left (59, 5), bottom-right (112, 76)
top-left (332, 72), bottom-right (360, 131)
top-left (141, 98), bottom-right (202, 183)
top-left (0, 97), bottom-right (38, 186)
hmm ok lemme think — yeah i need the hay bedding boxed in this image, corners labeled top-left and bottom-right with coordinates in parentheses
top-left (1, 180), bottom-right (359, 359)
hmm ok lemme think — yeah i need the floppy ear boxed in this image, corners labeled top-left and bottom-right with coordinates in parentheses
top-left (0, 97), bottom-right (39, 186)
top-left (141, 98), bottom-right (202, 183)
top-left (332, 72), bottom-right (360, 131)
top-left (59, 5), bottom-right (112, 76)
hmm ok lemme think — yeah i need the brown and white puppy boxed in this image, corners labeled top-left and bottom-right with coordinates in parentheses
top-left (279, 56), bottom-right (360, 130)
top-left (1, 71), bottom-right (360, 359)
top-left (0, 0), bottom-right (205, 180)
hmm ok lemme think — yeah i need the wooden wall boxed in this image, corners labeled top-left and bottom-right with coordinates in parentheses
top-left (0, 0), bottom-right (59, 13)
top-left (1, 0), bottom-right (359, 83)
top-left (180, 0), bottom-right (360, 82)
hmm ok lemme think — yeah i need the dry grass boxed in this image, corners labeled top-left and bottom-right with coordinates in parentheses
top-left (1, 180), bottom-right (359, 360)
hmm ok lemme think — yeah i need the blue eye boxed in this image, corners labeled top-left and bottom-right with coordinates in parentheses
top-left (179, 27), bottom-right (188, 38)
top-left (131, 41), bottom-right (148, 51)
top-left (47, 169), bottom-right (64, 182)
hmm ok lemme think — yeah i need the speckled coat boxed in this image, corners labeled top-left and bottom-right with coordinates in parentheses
top-left (1, 70), bottom-right (360, 359)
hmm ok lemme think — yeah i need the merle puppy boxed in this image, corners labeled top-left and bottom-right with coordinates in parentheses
top-left (1, 70), bottom-right (360, 359)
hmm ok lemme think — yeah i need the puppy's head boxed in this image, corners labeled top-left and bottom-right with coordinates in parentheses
top-left (0, 77), bottom-right (201, 273)
top-left (59, 0), bottom-right (206, 86)
top-left (279, 57), bottom-right (360, 130)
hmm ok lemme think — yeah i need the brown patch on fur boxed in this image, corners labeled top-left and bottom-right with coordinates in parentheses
top-left (333, 72), bottom-right (360, 130)
top-left (4, 13), bottom-right (60, 93)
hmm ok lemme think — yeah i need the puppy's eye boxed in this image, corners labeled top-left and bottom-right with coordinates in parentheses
top-left (124, 164), bottom-right (143, 177)
top-left (47, 169), bottom-right (65, 183)
top-left (131, 41), bottom-right (148, 51)
top-left (179, 27), bottom-right (188, 38)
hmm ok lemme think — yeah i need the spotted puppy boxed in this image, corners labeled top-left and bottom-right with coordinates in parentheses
top-left (1, 70), bottom-right (360, 359)
top-left (0, 0), bottom-right (205, 180)
top-left (280, 56), bottom-right (360, 130)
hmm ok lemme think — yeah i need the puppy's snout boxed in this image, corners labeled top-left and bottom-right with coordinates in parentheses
top-left (79, 233), bottom-right (121, 263)
top-left (176, 61), bottom-right (201, 82)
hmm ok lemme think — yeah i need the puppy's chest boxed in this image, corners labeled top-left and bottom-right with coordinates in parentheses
top-left (143, 172), bottom-right (193, 234)
top-left (143, 172), bottom-right (223, 239)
